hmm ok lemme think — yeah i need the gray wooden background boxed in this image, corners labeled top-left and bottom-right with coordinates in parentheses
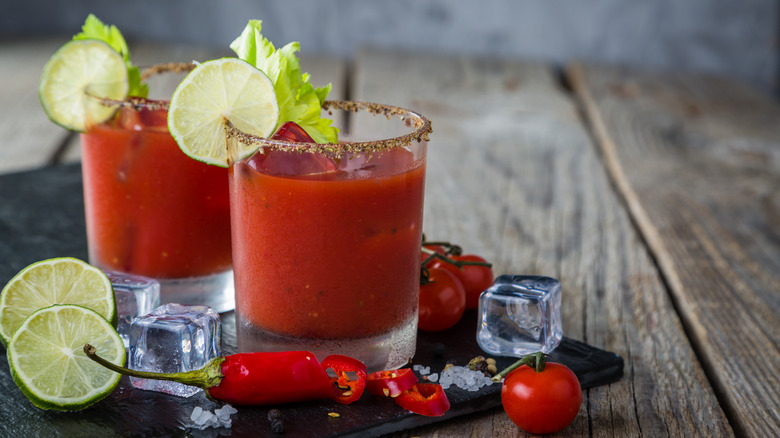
top-left (2, 0), bottom-right (777, 93)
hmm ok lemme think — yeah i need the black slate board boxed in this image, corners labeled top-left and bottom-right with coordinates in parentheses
top-left (0, 164), bottom-right (623, 437)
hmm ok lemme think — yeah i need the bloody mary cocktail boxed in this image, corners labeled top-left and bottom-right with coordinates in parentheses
top-left (81, 97), bottom-right (234, 312)
top-left (228, 101), bottom-right (431, 370)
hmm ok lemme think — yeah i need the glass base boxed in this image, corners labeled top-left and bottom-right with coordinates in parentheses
top-left (157, 270), bottom-right (235, 313)
top-left (236, 313), bottom-right (417, 372)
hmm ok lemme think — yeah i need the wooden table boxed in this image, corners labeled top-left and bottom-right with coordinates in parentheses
top-left (1, 39), bottom-right (778, 437)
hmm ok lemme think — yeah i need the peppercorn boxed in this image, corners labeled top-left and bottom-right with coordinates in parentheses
top-left (468, 356), bottom-right (497, 377)
top-left (267, 408), bottom-right (284, 433)
top-left (267, 409), bottom-right (282, 421)
top-left (270, 418), bottom-right (285, 434)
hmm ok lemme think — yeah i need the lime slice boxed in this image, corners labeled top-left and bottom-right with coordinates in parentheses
top-left (39, 39), bottom-right (129, 132)
top-left (168, 57), bottom-right (279, 167)
top-left (7, 304), bottom-right (124, 410)
top-left (0, 257), bottom-right (117, 346)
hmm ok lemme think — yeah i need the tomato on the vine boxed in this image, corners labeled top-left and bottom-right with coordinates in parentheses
top-left (429, 254), bottom-right (494, 309)
top-left (500, 357), bottom-right (582, 434)
top-left (418, 268), bottom-right (466, 332)
top-left (420, 245), bottom-right (447, 265)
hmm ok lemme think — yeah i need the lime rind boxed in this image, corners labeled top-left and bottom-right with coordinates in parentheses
top-left (168, 57), bottom-right (279, 167)
top-left (0, 257), bottom-right (117, 346)
top-left (7, 304), bottom-right (124, 411)
top-left (39, 39), bottom-right (129, 132)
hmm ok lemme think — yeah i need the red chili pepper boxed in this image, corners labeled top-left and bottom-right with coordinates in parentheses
top-left (366, 368), bottom-right (418, 397)
top-left (209, 352), bottom-right (334, 404)
top-left (320, 354), bottom-right (368, 404)
top-left (394, 383), bottom-right (451, 417)
top-left (84, 344), bottom-right (359, 406)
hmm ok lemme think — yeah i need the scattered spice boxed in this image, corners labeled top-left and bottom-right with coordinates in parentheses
top-left (267, 409), bottom-right (282, 421)
top-left (270, 419), bottom-right (285, 434)
top-left (267, 408), bottom-right (284, 434)
top-left (468, 356), bottom-right (498, 377)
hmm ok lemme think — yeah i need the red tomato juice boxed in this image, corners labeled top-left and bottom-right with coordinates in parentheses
top-left (229, 148), bottom-right (425, 339)
top-left (80, 105), bottom-right (232, 279)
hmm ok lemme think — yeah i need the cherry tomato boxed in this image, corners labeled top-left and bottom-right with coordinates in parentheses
top-left (418, 268), bottom-right (466, 332)
top-left (501, 362), bottom-right (582, 434)
top-left (429, 254), bottom-right (494, 309)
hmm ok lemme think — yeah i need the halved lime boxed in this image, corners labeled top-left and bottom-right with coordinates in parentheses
top-left (168, 57), bottom-right (279, 167)
top-left (39, 39), bottom-right (129, 132)
top-left (0, 257), bottom-right (116, 346)
top-left (7, 304), bottom-right (124, 410)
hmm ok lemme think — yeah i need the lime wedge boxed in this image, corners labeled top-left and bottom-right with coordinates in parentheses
top-left (39, 39), bottom-right (129, 132)
top-left (168, 57), bottom-right (279, 167)
top-left (0, 257), bottom-right (117, 346)
top-left (7, 304), bottom-right (124, 410)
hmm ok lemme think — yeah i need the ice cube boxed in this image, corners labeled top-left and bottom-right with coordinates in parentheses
top-left (247, 121), bottom-right (337, 176)
top-left (116, 105), bottom-right (167, 132)
top-left (477, 275), bottom-right (563, 357)
top-left (128, 303), bottom-right (221, 397)
top-left (271, 121), bottom-right (317, 143)
top-left (104, 270), bottom-right (160, 348)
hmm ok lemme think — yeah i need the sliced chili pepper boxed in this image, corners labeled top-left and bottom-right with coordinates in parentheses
top-left (320, 354), bottom-right (367, 404)
top-left (366, 368), bottom-right (418, 397)
top-left (84, 345), bottom-right (347, 405)
top-left (394, 383), bottom-right (451, 417)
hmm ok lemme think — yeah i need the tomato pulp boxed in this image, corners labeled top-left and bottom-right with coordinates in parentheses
top-left (229, 147), bottom-right (426, 340)
top-left (80, 104), bottom-right (232, 279)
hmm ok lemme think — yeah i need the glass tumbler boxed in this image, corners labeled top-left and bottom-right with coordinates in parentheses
top-left (227, 100), bottom-right (431, 371)
top-left (80, 63), bottom-right (234, 312)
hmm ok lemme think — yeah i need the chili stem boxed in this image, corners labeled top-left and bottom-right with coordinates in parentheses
top-left (491, 352), bottom-right (548, 382)
top-left (83, 344), bottom-right (224, 389)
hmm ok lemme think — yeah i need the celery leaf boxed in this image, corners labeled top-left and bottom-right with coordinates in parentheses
top-left (230, 20), bottom-right (337, 143)
top-left (73, 14), bottom-right (148, 98)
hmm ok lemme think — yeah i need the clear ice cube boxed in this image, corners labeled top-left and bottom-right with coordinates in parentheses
top-left (128, 303), bottom-right (221, 397)
top-left (477, 275), bottom-right (563, 357)
top-left (248, 121), bottom-right (337, 176)
top-left (104, 270), bottom-right (160, 348)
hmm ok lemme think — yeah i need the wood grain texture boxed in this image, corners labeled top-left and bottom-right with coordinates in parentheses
top-left (352, 50), bottom-right (732, 436)
top-left (567, 63), bottom-right (780, 437)
top-left (0, 39), bottom-right (72, 172)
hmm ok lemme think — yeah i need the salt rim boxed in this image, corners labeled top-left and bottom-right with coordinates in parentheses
top-left (85, 62), bottom-right (196, 112)
top-left (226, 100), bottom-right (433, 157)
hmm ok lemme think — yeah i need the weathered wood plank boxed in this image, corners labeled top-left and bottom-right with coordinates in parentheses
top-left (59, 43), bottom-right (348, 164)
top-left (0, 39), bottom-right (71, 173)
top-left (353, 50), bottom-right (732, 436)
top-left (567, 63), bottom-right (780, 437)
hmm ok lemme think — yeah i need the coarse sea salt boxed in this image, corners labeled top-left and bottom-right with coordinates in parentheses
top-left (438, 366), bottom-right (494, 392)
top-left (190, 404), bottom-right (238, 429)
top-left (413, 364), bottom-right (431, 375)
